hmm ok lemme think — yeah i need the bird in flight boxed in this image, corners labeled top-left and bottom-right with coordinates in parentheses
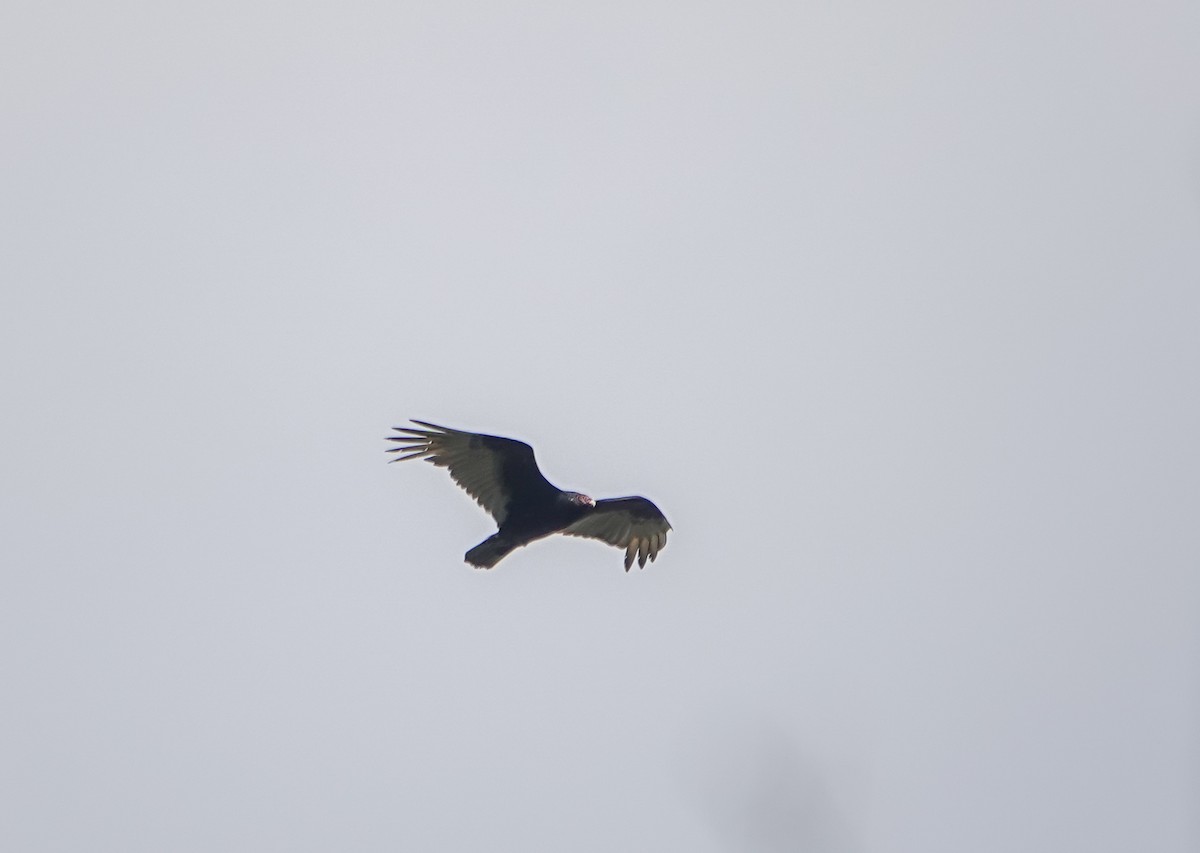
top-left (387, 420), bottom-right (672, 571)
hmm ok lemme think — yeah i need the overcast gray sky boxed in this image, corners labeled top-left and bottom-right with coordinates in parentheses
top-left (3, 2), bottom-right (1199, 851)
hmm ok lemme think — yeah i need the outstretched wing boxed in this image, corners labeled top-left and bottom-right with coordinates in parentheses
top-left (386, 420), bottom-right (558, 524)
top-left (563, 496), bottom-right (672, 570)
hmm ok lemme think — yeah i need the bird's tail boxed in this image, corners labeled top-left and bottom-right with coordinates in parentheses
top-left (465, 534), bottom-right (518, 569)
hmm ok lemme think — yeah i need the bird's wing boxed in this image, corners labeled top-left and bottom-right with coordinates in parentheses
top-left (386, 420), bottom-right (557, 525)
top-left (562, 496), bottom-right (672, 570)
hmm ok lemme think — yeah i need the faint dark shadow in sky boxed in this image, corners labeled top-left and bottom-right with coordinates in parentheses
top-left (681, 721), bottom-right (860, 853)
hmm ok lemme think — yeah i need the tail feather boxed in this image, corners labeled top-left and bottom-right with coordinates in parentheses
top-left (465, 534), bottom-right (517, 569)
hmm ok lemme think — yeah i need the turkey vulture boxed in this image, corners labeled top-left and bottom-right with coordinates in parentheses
top-left (387, 420), bottom-right (672, 570)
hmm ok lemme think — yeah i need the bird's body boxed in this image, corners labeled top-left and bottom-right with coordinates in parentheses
top-left (387, 421), bottom-right (671, 570)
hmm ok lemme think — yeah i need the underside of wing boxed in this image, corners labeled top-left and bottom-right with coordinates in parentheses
top-left (386, 420), bottom-right (555, 524)
top-left (563, 496), bottom-right (672, 570)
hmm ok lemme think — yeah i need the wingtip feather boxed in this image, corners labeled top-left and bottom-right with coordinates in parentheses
top-left (386, 449), bottom-right (431, 462)
top-left (409, 419), bottom-right (450, 432)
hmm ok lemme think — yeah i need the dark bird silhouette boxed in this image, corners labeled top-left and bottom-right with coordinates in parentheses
top-left (387, 420), bottom-right (672, 570)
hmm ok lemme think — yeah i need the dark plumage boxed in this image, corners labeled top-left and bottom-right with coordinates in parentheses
top-left (387, 420), bottom-right (672, 570)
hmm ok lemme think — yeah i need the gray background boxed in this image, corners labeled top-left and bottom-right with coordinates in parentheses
top-left (3, 2), bottom-right (1198, 851)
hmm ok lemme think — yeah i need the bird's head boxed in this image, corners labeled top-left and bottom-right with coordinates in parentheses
top-left (566, 491), bottom-right (596, 508)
